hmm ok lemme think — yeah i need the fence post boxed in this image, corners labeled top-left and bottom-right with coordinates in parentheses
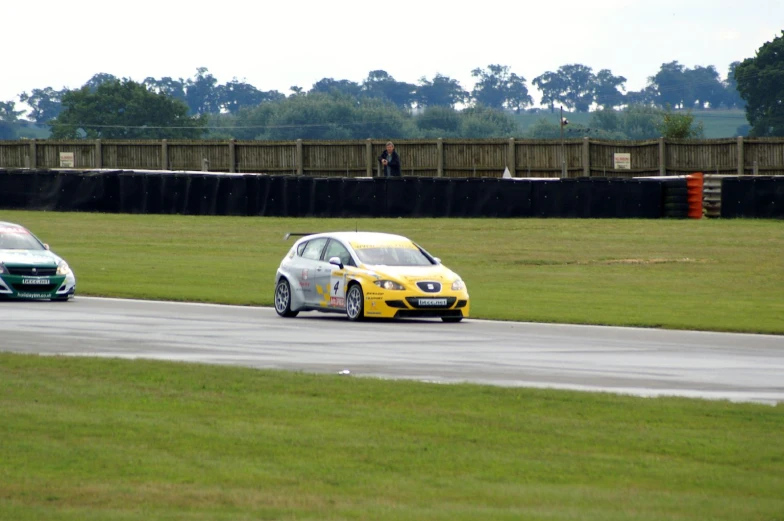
top-left (228, 139), bottom-right (236, 173)
top-left (296, 139), bottom-right (303, 176)
top-left (95, 139), bottom-right (102, 169)
top-left (437, 138), bottom-right (444, 177)
top-left (366, 139), bottom-right (373, 177)
top-left (29, 139), bottom-right (37, 169)
top-left (737, 136), bottom-right (744, 176)
top-left (507, 138), bottom-right (516, 177)
top-left (659, 138), bottom-right (666, 176)
top-left (582, 137), bottom-right (590, 177)
top-left (161, 139), bottom-right (168, 170)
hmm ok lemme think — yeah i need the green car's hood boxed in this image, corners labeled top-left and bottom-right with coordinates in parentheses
top-left (0, 249), bottom-right (62, 267)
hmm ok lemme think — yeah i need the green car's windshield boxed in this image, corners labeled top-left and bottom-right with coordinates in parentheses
top-left (0, 231), bottom-right (45, 250)
top-left (355, 247), bottom-right (433, 267)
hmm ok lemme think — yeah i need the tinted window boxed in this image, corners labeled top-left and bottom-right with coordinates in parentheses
top-left (300, 238), bottom-right (328, 261)
top-left (355, 246), bottom-right (433, 266)
top-left (324, 239), bottom-right (354, 267)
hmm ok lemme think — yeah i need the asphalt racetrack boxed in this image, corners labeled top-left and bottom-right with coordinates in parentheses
top-left (2, 297), bottom-right (783, 405)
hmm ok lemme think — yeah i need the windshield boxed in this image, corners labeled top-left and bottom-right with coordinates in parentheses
top-left (0, 229), bottom-right (45, 250)
top-left (355, 246), bottom-right (434, 267)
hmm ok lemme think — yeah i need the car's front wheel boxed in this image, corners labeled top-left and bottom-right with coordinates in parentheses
top-left (274, 279), bottom-right (299, 318)
top-left (345, 283), bottom-right (364, 321)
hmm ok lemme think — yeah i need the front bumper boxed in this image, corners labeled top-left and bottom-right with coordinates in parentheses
top-left (364, 291), bottom-right (470, 319)
top-left (0, 273), bottom-right (76, 300)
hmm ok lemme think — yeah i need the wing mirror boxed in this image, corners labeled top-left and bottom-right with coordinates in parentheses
top-left (328, 256), bottom-right (344, 269)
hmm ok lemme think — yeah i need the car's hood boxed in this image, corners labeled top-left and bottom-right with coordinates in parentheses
top-left (361, 264), bottom-right (459, 283)
top-left (0, 249), bottom-right (62, 267)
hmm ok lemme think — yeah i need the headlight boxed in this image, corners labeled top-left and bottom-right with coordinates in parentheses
top-left (56, 262), bottom-right (72, 276)
top-left (451, 279), bottom-right (465, 291)
top-left (374, 280), bottom-right (404, 290)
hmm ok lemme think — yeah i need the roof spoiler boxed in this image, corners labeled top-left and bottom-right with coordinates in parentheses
top-left (283, 232), bottom-right (316, 240)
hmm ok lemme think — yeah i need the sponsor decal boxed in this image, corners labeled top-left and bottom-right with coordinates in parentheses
top-left (299, 281), bottom-right (311, 288)
top-left (418, 298), bottom-right (448, 306)
top-left (329, 296), bottom-right (346, 307)
top-left (23, 278), bottom-right (50, 285)
top-left (17, 293), bottom-right (51, 299)
top-left (301, 269), bottom-right (309, 280)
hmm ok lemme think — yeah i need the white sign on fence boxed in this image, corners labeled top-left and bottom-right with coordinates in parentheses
top-left (59, 152), bottom-right (75, 168)
top-left (614, 153), bottom-right (631, 170)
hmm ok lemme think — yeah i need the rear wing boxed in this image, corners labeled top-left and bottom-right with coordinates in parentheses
top-left (283, 232), bottom-right (317, 240)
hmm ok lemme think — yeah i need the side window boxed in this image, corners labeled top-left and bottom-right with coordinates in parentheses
top-left (301, 238), bottom-right (328, 261)
top-left (324, 239), bottom-right (355, 267)
top-left (296, 242), bottom-right (307, 256)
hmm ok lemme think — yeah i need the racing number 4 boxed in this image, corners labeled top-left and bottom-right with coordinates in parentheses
top-left (330, 274), bottom-right (346, 297)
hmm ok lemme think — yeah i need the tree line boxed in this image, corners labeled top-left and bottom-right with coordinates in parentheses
top-left (1, 33), bottom-right (781, 141)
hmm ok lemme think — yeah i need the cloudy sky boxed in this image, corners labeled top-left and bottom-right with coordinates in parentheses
top-left (4, 0), bottom-right (782, 111)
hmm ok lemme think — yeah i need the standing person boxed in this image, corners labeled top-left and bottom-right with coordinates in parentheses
top-left (378, 141), bottom-right (401, 177)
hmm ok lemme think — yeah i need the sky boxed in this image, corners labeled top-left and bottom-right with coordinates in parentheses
top-left (3, 0), bottom-right (782, 114)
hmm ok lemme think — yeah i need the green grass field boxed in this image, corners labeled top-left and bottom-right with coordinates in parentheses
top-left (1, 210), bottom-right (782, 520)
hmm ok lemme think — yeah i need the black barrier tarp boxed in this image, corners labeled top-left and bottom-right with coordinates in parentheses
top-left (722, 176), bottom-right (784, 219)
top-left (1, 170), bottom-right (684, 219)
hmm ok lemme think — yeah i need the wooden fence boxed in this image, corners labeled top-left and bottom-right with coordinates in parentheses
top-left (1, 138), bottom-right (783, 177)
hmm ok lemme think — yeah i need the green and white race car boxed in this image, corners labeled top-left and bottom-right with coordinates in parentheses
top-left (0, 221), bottom-right (76, 301)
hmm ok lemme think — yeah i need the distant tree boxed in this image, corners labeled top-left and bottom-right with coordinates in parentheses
top-left (459, 105), bottom-right (520, 138)
top-left (217, 79), bottom-right (282, 114)
top-left (735, 31), bottom-right (784, 136)
top-left (83, 73), bottom-right (119, 91)
top-left (414, 106), bottom-right (462, 137)
top-left (590, 105), bottom-right (664, 140)
top-left (686, 65), bottom-right (725, 108)
top-left (533, 64), bottom-right (597, 112)
top-left (50, 79), bottom-right (206, 139)
top-left (594, 69), bottom-right (627, 110)
top-left (624, 85), bottom-right (658, 106)
top-left (470, 64), bottom-right (532, 112)
top-left (184, 67), bottom-right (220, 115)
top-left (415, 74), bottom-right (468, 108)
top-left (143, 76), bottom-right (188, 104)
top-left (648, 61), bottom-right (689, 108)
top-left (289, 86), bottom-right (305, 96)
top-left (0, 101), bottom-right (23, 122)
top-left (247, 92), bottom-right (414, 141)
top-left (531, 71), bottom-right (566, 113)
top-left (656, 105), bottom-right (704, 138)
top-left (19, 87), bottom-right (65, 124)
top-left (362, 70), bottom-right (417, 109)
top-left (0, 101), bottom-right (21, 139)
top-left (310, 78), bottom-right (363, 98)
top-left (722, 61), bottom-right (745, 109)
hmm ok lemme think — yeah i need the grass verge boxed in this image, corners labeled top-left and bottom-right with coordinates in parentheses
top-left (1, 353), bottom-right (782, 521)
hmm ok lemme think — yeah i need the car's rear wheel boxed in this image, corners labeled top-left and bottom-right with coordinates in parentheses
top-left (274, 279), bottom-right (298, 318)
top-left (441, 316), bottom-right (463, 323)
top-left (345, 284), bottom-right (364, 321)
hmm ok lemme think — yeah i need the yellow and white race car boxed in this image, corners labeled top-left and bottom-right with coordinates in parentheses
top-left (274, 231), bottom-right (469, 322)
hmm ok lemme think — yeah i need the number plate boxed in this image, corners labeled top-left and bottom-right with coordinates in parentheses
top-left (418, 298), bottom-right (447, 306)
top-left (22, 278), bottom-right (50, 285)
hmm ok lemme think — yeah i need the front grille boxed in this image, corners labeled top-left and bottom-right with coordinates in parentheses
top-left (405, 296), bottom-right (456, 309)
top-left (416, 281), bottom-right (442, 293)
top-left (12, 283), bottom-right (57, 292)
top-left (7, 267), bottom-right (57, 276)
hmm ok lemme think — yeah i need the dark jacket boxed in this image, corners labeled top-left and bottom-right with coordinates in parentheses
top-left (378, 150), bottom-right (401, 177)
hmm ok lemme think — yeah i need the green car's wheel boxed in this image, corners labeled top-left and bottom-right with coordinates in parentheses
top-left (274, 279), bottom-right (298, 318)
top-left (345, 284), bottom-right (364, 321)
